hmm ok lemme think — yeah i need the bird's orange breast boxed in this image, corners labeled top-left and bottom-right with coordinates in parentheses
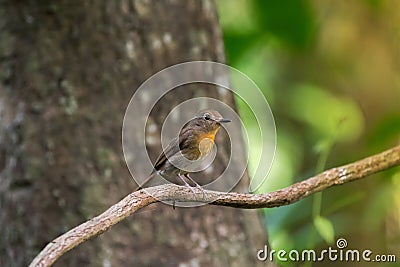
top-left (202, 132), bottom-right (216, 141)
top-left (202, 126), bottom-right (220, 141)
top-left (198, 138), bottom-right (214, 158)
top-left (197, 127), bottom-right (220, 157)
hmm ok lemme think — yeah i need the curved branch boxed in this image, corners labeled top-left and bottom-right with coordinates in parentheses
top-left (30, 145), bottom-right (400, 267)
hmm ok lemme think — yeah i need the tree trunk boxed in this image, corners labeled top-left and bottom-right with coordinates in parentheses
top-left (0, 1), bottom-right (269, 266)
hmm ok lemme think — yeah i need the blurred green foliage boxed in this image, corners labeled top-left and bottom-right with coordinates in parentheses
top-left (217, 0), bottom-right (400, 266)
top-left (253, 0), bottom-right (315, 49)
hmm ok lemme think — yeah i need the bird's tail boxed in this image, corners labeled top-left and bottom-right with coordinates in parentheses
top-left (133, 171), bottom-right (156, 191)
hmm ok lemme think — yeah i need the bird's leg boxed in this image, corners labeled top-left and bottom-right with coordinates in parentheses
top-left (184, 173), bottom-right (206, 199)
top-left (177, 173), bottom-right (197, 198)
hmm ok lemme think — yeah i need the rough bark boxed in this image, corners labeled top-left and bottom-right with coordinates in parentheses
top-left (0, 1), bottom-right (268, 266)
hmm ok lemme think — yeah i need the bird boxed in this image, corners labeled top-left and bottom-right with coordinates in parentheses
top-left (136, 109), bottom-right (231, 197)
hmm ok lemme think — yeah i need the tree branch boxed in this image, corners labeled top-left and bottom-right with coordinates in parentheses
top-left (30, 145), bottom-right (400, 267)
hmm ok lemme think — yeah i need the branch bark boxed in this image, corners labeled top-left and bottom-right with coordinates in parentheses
top-left (30, 145), bottom-right (400, 267)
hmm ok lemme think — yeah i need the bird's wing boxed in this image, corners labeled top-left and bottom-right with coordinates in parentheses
top-left (153, 136), bottom-right (181, 171)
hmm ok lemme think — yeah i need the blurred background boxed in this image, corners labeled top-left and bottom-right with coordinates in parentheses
top-left (217, 0), bottom-right (400, 266)
top-left (1, 1), bottom-right (399, 266)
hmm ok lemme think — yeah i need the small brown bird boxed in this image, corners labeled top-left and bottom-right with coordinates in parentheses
top-left (137, 110), bottom-right (231, 196)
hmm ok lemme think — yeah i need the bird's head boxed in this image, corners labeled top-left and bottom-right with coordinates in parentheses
top-left (190, 110), bottom-right (231, 138)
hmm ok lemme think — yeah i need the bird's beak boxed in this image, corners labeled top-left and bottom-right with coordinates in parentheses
top-left (218, 118), bottom-right (231, 123)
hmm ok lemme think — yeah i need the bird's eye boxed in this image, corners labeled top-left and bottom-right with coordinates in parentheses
top-left (204, 113), bottom-right (211, 120)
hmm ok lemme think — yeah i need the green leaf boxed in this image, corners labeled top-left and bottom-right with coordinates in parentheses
top-left (314, 216), bottom-right (335, 244)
